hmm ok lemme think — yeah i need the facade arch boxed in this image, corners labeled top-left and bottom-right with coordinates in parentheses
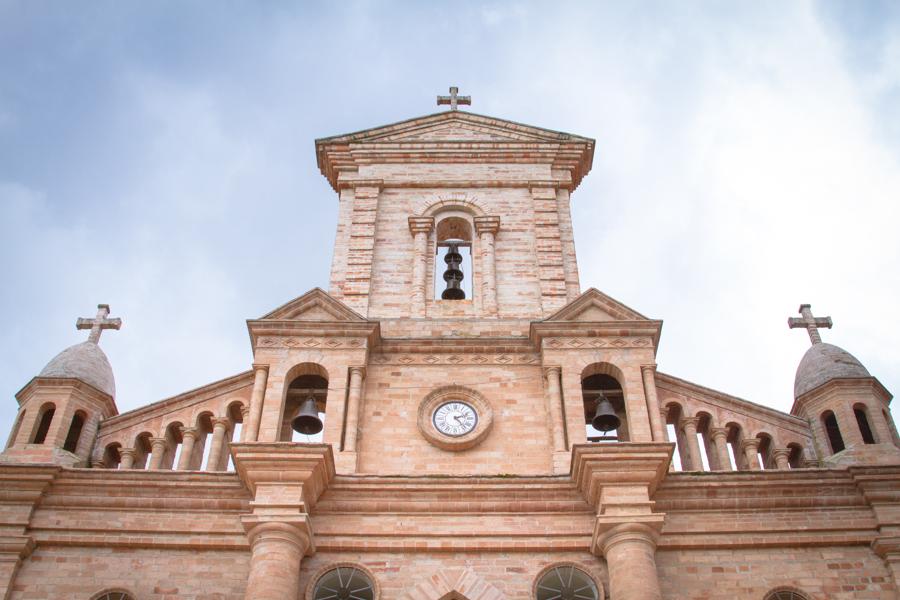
top-left (853, 403), bottom-right (877, 444)
top-left (90, 589), bottom-right (137, 600)
top-left (101, 442), bottom-right (122, 469)
top-left (581, 362), bottom-right (629, 443)
top-left (821, 410), bottom-right (845, 454)
top-left (30, 402), bottom-right (56, 444)
top-left (281, 362), bottom-right (330, 442)
top-left (763, 587), bottom-right (810, 600)
top-left (417, 193), bottom-right (487, 218)
top-left (533, 562), bottom-right (604, 600)
top-left (305, 562), bottom-right (380, 600)
top-left (62, 410), bottom-right (87, 453)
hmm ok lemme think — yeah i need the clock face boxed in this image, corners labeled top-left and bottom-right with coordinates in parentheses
top-left (432, 401), bottom-right (478, 437)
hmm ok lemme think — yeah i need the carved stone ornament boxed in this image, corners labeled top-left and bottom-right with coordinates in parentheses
top-left (417, 385), bottom-right (494, 451)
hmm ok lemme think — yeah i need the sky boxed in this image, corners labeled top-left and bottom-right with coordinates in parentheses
top-left (1, 1), bottom-right (899, 440)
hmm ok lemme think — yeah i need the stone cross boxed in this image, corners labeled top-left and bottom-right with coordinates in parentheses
top-left (76, 304), bottom-right (122, 345)
top-left (437, 86), bottom-right (471, 111)
top-left (788, 303), bottom-right (832, 345)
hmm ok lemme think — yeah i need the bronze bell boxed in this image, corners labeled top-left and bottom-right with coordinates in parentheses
top-left (291, 397), bottom-right (324, 435)
top-left (591, 393), bottom-right (621, 433)
top-left (441, 243), bottom-right (466, 300)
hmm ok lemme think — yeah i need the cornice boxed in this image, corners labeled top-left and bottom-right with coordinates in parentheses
top-left (791, 376), bottom-right (893, 416)
top-left (16, 377), bottom-right (116, 416)
top-left (247, 320), bottom-right (381, 350)
top-left (530, 320), bottom-right (663, 350)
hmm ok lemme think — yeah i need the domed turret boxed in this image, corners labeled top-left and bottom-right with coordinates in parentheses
top-left (794, 342), bottom-right (870, 399)
top-left (1, 304), bottom-right (122, 467)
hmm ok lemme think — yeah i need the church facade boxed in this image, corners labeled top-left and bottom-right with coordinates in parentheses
top-left (3, 98), bottom-right (900, 600)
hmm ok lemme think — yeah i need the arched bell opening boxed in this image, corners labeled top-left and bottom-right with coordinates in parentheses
top-left (224, 401), bottom-right (246, 471)
top-left (581, 365), bottom-right (628, 443)
top-left (787, 443), bottom-right (805, 468)
top-left (695, 412), bottom-right (714, 471)
top-left (725, 422), bottom-right (744, 470)
top-left (281, 365), bottom-right (328, 442)
top-left (853, 403), bottom-right (877, 444)
top-left (162, 422), bottom-right (184, 470)
top-left (101, 442), bottom-right (122, 469)
top-left (663, 402), bottom-right (685, 470)
top-left (63, 410), bottom-right (87, 454)
top-left (30, 402), bottom-right (56, 444)
top-left (755, 433), bottom-right (774, 469)
top-left (434, 215), bottom-right (473, 301)
top-left (195, 413), bottom-right (215, 470)
top-left (821, 410), bottom-right (845, 454)
top-left (133, 432), bottom-right (153, 470)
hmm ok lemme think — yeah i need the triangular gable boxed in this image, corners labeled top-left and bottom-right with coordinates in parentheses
top-left (316, 110), bottom-right (593, 145)
top-left (545, 288), bottom-right (649, 322)
top-left (260, 288), bottom-right (367, 322)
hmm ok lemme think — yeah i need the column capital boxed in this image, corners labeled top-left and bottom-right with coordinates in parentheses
top-left (118, 447), bottom-right (137, 459)
top-left (408, 216), bottom-right (435, 234)
top-left (679, 416), bottom-right (700, 433)
top-left (241, 516), bottom-right (314, 556)
top-left (349, 366), bottom-right (367, 379)
top-left (240, 405), bottom-right (251, 419)
top-left (740, 437), bottom-right (761, 452)
top-left (543, 365), bottom-right (562, 379)
top-left (640, 364), bottom-right (658, 374)
top-left (473, 215), bottom-right (501, 234)
top-left (598, 521), bottom-right (662, 557)
top-left (179, 427), bottom-right (200, 441)
top-left (149, 437), bottom-right (167, 449)
top-left (252, 363), bottom-right (270, 374)
top-left (211, 417), bottom-right (232, 431)
top-left (707, 427), bottom-right (728, 442)
top-left (771, 448), bottom-right (791, 460)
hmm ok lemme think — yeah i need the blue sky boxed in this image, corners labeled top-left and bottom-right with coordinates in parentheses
top-left (1, 1), bottom-right (899, 438)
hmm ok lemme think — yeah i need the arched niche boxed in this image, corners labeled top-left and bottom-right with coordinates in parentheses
top-left (281, 362), bottom-right (329, 442)
top-left (581, 363), bottom-right (629, 442)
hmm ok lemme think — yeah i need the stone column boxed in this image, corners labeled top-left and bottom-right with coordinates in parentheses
top-left (771, 448), bottom-right (791, 470)
top-left (601, 523), bottom-right (663, 600)
top-left (544, 367), bottom-right (566, 452)
top-left (148, 437), bottom-right (168, 470)
top-left (118, 448), bottom-right (136, 469)
top-left (640, 365), bottom-right (665, 442)
top-left (474, 215), bottom-right (500, 317)
top-left (246, 364), bottom-right (269, 443)
top-left (240, 406), bottom-right (251, 441)
top-left (408, 217), bottom-right (434, 318)
top-left (206, 418), bottom-right (231, 472)
top-left (708, 428), bottom-right (732, 471)
top-left (343, 367), bottom-right (366, 452)
top-left (741, 438), bottom-right (761, 470)
top-left (679, 417), bottom-right (703, 471)
top-left (243, 520), bottom-right (311, 600)
top-left (177, 428), bottom-right (199, 470)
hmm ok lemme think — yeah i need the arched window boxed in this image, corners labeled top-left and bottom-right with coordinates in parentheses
top-left (787, 443), bottom-right (805, 469)
top-left (764, 588), bottom-right (810, 600)
top-left (822, 410), bottom-right (845, 453)
top-left (31, 403), bottom-right (56, 444)
top-left (755, 433), bottom-right (774, 469)
top-left (725, 423), bottom-right (744, 470)
top-left (312, 566), bottom-right (375, 600)
top-left (434, 216), bottom-right (473, 301)
top-left (282, 364), bottom-right (328, 442)
top-left (63, 411), bottom-right (86, 453)
top-left (535, 565), bottom-right (600, 600)
top-left (854, 404), bottom-right (877, 444)
top-left (581, 365), bottom-right (628, 443)
top-left (91, 590), bottom-right (136, 600)
top-left (101, 443), bottom-right (121, 469)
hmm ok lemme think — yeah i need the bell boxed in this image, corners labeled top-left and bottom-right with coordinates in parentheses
top-left (441, 243), bottom-right (466, 300)
top-left (291, 397), bottom-right (324, 435)
top-left (591, 394), bottom-right (621, 433)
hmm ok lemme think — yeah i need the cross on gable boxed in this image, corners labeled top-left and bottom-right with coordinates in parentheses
top-left (788, 303), bottom-right (832, 345)
top-left (436, 86), bottom-right (471, 111)
top-left (76, 304), bottom-right (122, 345)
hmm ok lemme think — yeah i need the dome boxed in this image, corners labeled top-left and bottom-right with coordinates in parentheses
top-left (794, 342), bottom-right (870, 399)
top-left (38, 341), bottom-right (116, 397)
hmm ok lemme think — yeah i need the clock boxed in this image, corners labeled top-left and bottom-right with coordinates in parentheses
top-left (432, 401), bottom-right (478, 436)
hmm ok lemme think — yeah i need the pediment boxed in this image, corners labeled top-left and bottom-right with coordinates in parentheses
top-left (545, 288), bottom-right (649, 322)
top-left (317, 110), bottom-right (593, 145)
top-left (401, 567), bottom-right (503, 600)
top-left (260, 288), bottom-right (366, 322)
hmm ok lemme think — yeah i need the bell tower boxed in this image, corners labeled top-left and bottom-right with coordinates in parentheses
top-left (315, 92), bottom-right (594, 322)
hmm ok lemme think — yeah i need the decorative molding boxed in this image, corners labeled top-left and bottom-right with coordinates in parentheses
top-left (417, 385), bottom-right (494, 452)
top-left (255, 336), bottom-right (368, 350)
top-left (371, 352), bottom-right (540, 366)
top-left (544, 336), bottom-right (653, 349)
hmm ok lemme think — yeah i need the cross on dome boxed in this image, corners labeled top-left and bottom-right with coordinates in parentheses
top-left (788, 304), bottom-right (832, 345)
top-left (436, 86), bottom-right (471, 111)
top-left (76, 304), bottom-right (122, 345)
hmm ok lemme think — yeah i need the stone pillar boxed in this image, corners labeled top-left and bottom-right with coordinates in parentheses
top-left (741, 438), bottom-right (761, 470)
top-left (177, 428), bottom-right (199, 470)
top-left (772, 448), bottom-right (791, 470)
top-left (148, 437), bottom-right (168, 470)
top-left (474, 216), bottom-right (500, 317)
top-left (243, 520), bottom-right (311, 600)
top-left (544, 367), bottom-right (566, 452)
top-left (343, 367), bottom-right (365, 452)
top-left (708, 428), bottom-right (732, 471)
top-left (246, 364), bottom-right (269, 443)
top-left (118, 447), bottom-right (136, 469)
top-left (206, 418), bottom-right (231, 472)
top-left (601, 523), bottom-right (663, 600)
top-left (408, 217), bottom-right (434, 318)
top-left (240, 406), bottom-right (251, 442)
top-left (640, 365), bottom-right (665, 442)
top-left (679, 417), bottom-right (703, 471)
